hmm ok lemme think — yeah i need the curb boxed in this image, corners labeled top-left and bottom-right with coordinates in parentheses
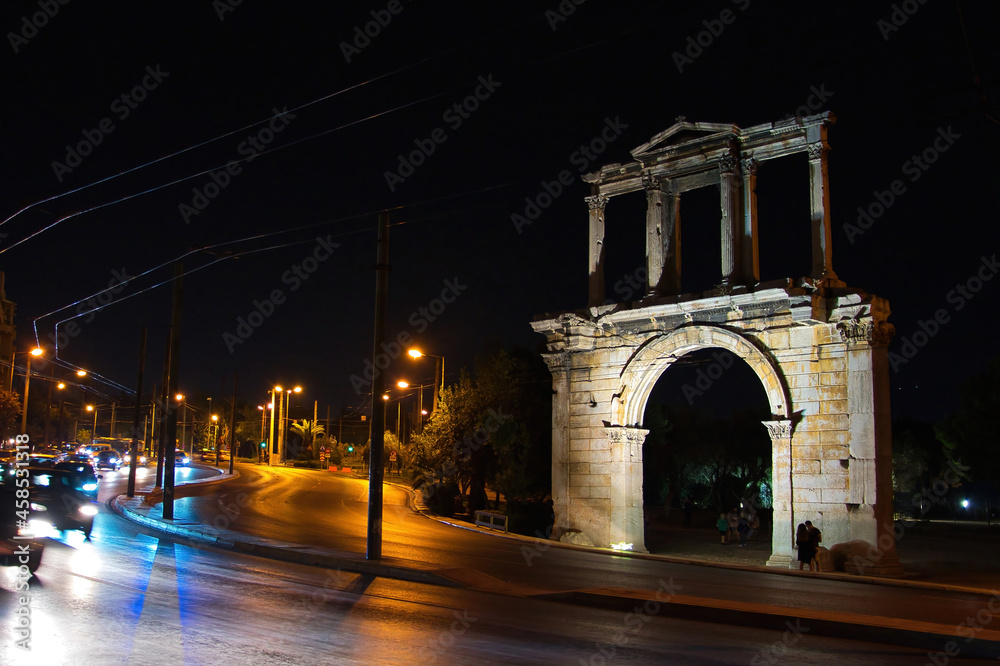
top-left (381, 478), bottom-right (1000, 597)
top-left (110, 467), bottom-right (1000, 656)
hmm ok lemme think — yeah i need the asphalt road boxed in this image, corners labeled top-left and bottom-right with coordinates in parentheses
top-left (0, 464), bottom-right (973, 665)
top-left (135, 464), bottom-right (1000, 632)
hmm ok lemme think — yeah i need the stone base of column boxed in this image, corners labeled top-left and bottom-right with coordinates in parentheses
top-left (766, 553), bottom-right (794, 569)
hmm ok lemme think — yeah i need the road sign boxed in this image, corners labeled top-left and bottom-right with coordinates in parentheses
top-left (389, 450), bottom-right (397, 462)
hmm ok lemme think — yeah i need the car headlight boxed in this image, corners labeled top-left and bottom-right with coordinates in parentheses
top-left (110, 458), bottom-right (118, 463)
top-left (29, 502), bottom-right (48, 512)
top-left (82, 482), bottom-right (98, 491)
top-left (78, 504), bottom-right (98, 516)
top-left (182, 457), bottom-right (190, 464)
top-left (35, 475), bottom-right (50, 486)
top-left (140, 456), bottom-right (147, 464)
top-left (22, 519), bottom-right (56, 538)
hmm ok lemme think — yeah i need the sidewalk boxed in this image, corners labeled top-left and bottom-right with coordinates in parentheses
top-left (109, 468), bottom-right (1000, 657)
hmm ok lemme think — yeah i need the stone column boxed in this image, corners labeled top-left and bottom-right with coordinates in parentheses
top-left (546, 353), bottom-right (572, 540)
top-left (740, 158), bottom-right (760, 286)
top-left (718, 154), bottom-right (742, 286)
top-left (605, 425), bottom-right (648, 552)
top-left (807, 143), bottom-right (838, 281)
top-left (644, 177), bottom-right (665, 298)
top-left (838, 318), bottom-right (902, 575)
top-left (763, 419), bottom-right (794, 568)
top-left (586, 193), bottom-right (608, 307)
top-left (663, 192), bottom-right (681, 294)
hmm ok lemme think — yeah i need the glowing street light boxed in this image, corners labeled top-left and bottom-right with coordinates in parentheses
top-left (407, 348), bottom-right (444, 414)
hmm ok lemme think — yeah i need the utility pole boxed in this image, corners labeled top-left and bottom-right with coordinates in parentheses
top-left (228, 373), bottom-right (237, 475)
top-left (127, 327), bottom-right (147, 498)
top-left (367, 212), bottom-right (390, 560)
top-left (162, 263), bottom-right (183, 521)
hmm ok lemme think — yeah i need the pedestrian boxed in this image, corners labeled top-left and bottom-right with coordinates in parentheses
top-left (716, 513), bottom-right (728, 545)
top-left (683, 497), bottom-right (694, 528)
top-left (796, 523), bottom-right (814, 570)
top-left (806, 520), bottom-right (822, 570)
top-left (726, 507), bottom-right (739, 543)
top-left (737, 512), bottom-right (750, 547)
top-left (748, 511), bottom-right (760, 542)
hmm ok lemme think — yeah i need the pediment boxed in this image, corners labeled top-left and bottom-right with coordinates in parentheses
top-left (630, 117), bottom-right (739, 161)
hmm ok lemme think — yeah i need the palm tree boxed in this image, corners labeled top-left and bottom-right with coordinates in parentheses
top-left (289, 419), bottom-right (325, 459)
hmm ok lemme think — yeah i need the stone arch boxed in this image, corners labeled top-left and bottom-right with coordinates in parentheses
top-left (614, 324), bottom-right (790, 427)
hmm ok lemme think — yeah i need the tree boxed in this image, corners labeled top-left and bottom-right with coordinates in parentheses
top-left (934, 356), bottom-right (1000, 483)
top-left (289, 419), bottom-right (325, 460)
top-left (0, 388), bottom-right (21, 441)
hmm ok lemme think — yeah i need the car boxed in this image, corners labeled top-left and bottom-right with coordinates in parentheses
top-left (174, 450), bottom-right (191, 466)
top-left (82, 444), bottom-right (114, 458)
top-left (61, 453), bottom-right (94, 464)
top-left (0, 486), bottom-right (44, 574)
top-left (20, 467), bottom-right (101, 537)
top-left (93, 450), bottom-right (122, 471)
top-left (122, 450), bottom-right (147, 466)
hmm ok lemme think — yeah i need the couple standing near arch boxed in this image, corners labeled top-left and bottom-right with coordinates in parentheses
top-left (796, 520), bottom-right (822, 571)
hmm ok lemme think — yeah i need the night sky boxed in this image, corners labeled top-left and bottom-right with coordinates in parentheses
top-left (2, 1), bottom-right (998, 424)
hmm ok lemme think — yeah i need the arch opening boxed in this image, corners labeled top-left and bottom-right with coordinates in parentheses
top-left (640, 347), bottom-right (774, 559)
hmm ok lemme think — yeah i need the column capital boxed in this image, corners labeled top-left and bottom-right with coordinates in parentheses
top-left (741, 157), bottom-right (759, 177)
top-left (761, 419), bottom-right (792, 441)
top-left (837, 319), bottom-right (895, 347)
top-left (641, 175), bottom-right (663, 192)
top-left (719, 153), bottom-right (740, 176)
top-left (585, 194), bottom-right (608, 211)
top-left (807, 142), bottom-right (826, 161)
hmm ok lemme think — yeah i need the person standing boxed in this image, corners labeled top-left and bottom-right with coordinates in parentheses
top-left (806, 520), bottom-right (822, 570)
top-left (796, 523), bottom-right (814, 570)
top-left (717, 513), bottom-right (728, 545)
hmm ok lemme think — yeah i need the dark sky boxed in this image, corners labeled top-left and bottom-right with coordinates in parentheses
top-left (1, 1), bottom-right (998, 424)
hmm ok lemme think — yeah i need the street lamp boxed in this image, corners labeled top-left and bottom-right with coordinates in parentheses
top-left (281, 386), bottom-right (302, 464)
top-left (86, 404), bottom-right (97, 443)
top-left (397, 380), bottom-right (432, 435)
top-left (18, 347), bottom-right (43, 434)
top-left (176, 394), bottom-right (187, 454)
top-left (407, 348), bottom-right (444, 414)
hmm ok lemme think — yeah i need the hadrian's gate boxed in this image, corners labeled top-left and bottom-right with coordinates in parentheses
top-left (531, 113), bottom-right (901, 572)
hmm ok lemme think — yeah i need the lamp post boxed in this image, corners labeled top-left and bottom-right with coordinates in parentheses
top-left (19, 347), bottom-right (43, 434)
top-left (86, 404), bottom-right (97, 443)
top-left (267, 388), bottom-right (278, 466)
top-left (275, 385), bottom-right (301, 465)
top-left (407, 348), bottom-right (444, 414)
top-left (397, 380), bottom-right (432, 437)
top-left (176, 394), bottom-right (187, 455)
